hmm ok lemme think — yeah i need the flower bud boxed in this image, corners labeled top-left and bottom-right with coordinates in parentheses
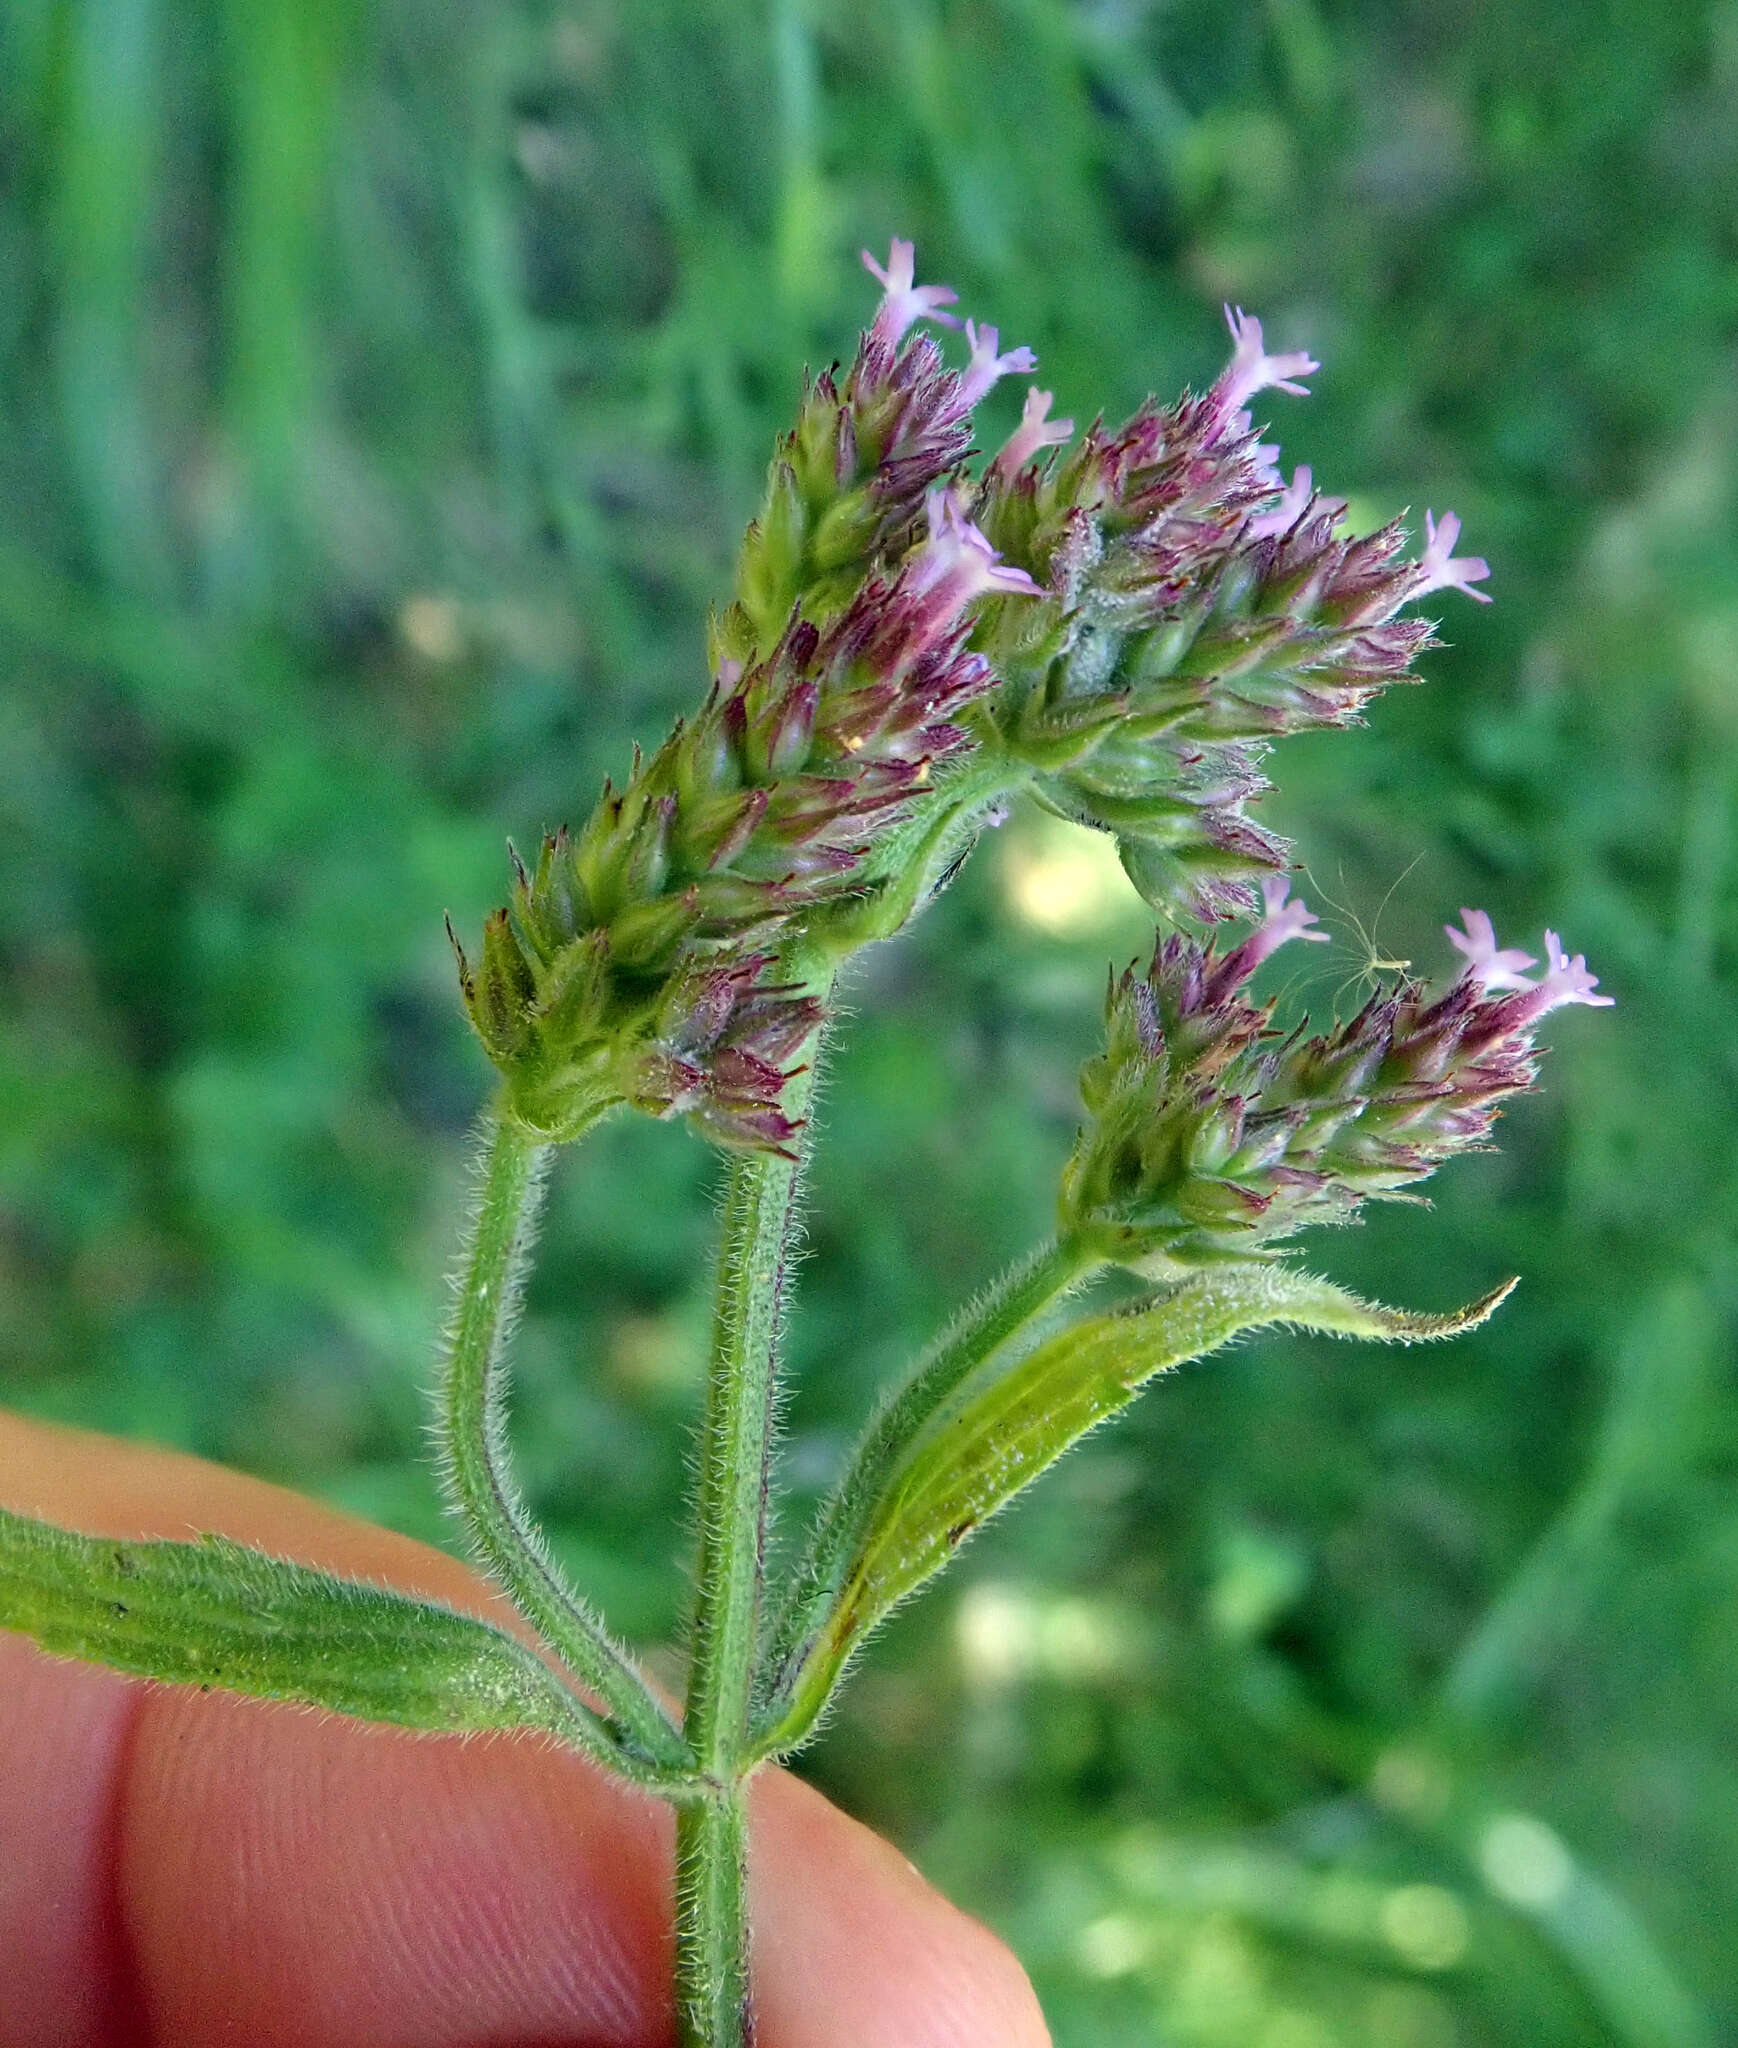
top-left (450, 909), bottom-right (538, 1067)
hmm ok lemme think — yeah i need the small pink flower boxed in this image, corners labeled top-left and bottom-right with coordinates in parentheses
top-left (1529, 931), bottom-right (1614, 1013)
top-left (1220, 408), bottom-right (1286, 486)
top-left (861, 239), bottom-right (961, 348)
top-left (1251, 873), bottom-right (1330, 960)
top-left (906, 487), bottom-right (1044, 619)
top-left (1218, 306), bottom-right (1319, 415)
top-left (1413, 510), bottom-right (1492, 605)
top-left (1248, 466), bottom-right (1315, 540)
top-left (956, 320), bottom-right (1038, 410)
top-left (1215, 875), bottom-right (1331, 990)
top-left (1446, 908), bottom-right (1537, 991)
top-left (992, 387), bottom-right (1075, 479)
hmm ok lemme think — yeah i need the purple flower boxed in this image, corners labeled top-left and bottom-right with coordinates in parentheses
top-left (1217, 307), bottom-right (1319, 417)
top-left (861, 239), bottom-right (961, 350)
top-left (1446, 908), bottom-right (1537, 991)
top-left (906, 487), bottom-right (1045, 621)
top-left (1214, 874), bottom-right (1330, 988)
top-left (1413, 510), bottom-right (1492, 605)
top-left (1447, 912), bottom-right (1611, 1016)
top-left (956, 320), bottom-right (1038, 410)
top-left (1524, 931), bottom-right (1615, 1016)
top-left (1247, 465), bottom-right (1321, 541)
top-left (1217, 407), bottom-right (1285, 484)
top-left (992, 387), bottom-right (1075, 479)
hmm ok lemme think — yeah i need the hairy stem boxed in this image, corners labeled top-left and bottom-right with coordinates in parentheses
top-left (685, 1143), bottom-right (803, 1768)
top-left (440, 1108), bottom-right (692, 1778)
top-left (675, 1783), bottom-right (751, 2046)
top-left (675, 1116), bottom-right (809, 2046)
top-left (754, 1232), bottom-right (1099, 1757)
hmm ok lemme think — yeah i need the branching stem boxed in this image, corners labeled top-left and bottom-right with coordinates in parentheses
top-left (754, 1232), bottom-right (1100, 1757)
top-left (440, 1108), bottom-right (692, 1780)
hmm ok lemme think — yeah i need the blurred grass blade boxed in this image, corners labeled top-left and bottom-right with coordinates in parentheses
top-left (1442, 1278), bottom-right (1716, 1724)
top-left (218, 0), bottom-right (359, 586)
top-left (756, 1264), bottom-right (1513, 1756)
top-left (0, 1503), bottom-right (645, 1765)
top-left (51, 0), bottom-right (172, 595)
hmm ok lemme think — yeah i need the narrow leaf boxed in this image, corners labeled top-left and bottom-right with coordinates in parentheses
top-left (757, 1265), bottom-right (1513, 1755)
top-left (0, 1505), bottom-right (636, 1759)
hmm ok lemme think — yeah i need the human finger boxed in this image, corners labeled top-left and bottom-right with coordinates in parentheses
top-left (0, 1412), bottom-right (1048, 2048)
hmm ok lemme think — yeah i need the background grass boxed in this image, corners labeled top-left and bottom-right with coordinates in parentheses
top-left (3, 1), bottom-right (1735, 2041)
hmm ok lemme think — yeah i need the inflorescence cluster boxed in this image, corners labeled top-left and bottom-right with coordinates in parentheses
top-left (454, 239), bottom-right (1608, 1241)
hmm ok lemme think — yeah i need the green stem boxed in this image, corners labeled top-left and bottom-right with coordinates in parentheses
top-left (685, 1143), bottom-right (802, 1767)
top-left (440, 1108), bottom-right (692, 1779)
top-left (676, 1127), bottom-right (808, 2047)
top-left (753, 1233), bottom-right (1099, 1757)
top-left (667, 764), bottom-right (1032, 2035)
top-left (675, 1784), bottom-right (751, 2047)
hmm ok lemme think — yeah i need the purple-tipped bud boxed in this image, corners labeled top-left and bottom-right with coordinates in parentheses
top-left (861, 238), bottom-right (961, 350)
top-left (630, 958), bottom-right (828, 1156)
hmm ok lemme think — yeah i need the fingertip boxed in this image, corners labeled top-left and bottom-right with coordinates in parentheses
top-left (0, 1413), bottom-right (1052, 2047)
top-left (750, 1772), bottom-right (1050, 2048)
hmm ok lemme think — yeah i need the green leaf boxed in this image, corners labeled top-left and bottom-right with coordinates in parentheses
top-left (755, 1265), bottom-right (1514, 1756)
top-left (0, 1504), bottom-right (644, 1760)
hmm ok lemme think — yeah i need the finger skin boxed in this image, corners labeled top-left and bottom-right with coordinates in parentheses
top-left (0, 1413), bottom-right (1048, 2048)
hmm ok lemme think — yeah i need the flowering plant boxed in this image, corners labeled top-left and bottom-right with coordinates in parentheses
top-left (0, 242), bottom-right (1607, 2045)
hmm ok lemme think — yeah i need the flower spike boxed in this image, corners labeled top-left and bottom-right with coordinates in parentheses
top-left (861, 239), bottom-right (961, 349)
top-left (1063, 903), bottom-right (1613, 1275)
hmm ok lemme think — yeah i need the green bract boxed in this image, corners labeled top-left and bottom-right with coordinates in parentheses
top-left (756, 1264), bottom-right (1515, 1760)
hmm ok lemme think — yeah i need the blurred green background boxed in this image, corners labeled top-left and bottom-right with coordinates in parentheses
top-left (2, 1), bottom-right (1735, 2041)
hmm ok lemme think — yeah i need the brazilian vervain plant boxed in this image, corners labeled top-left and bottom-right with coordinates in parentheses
top-left (0, 243), bottom-right (1610, 2045)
